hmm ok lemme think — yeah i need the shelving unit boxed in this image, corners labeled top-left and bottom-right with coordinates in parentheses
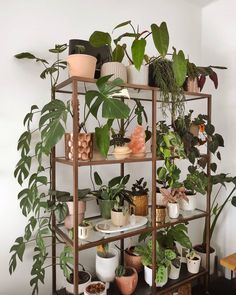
top-left (53, 76), bottom-right (212, 295)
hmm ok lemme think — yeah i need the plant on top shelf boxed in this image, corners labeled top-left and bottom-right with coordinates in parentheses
top-left (150, 22), bottom-right (187, 118)
top-left (92, 172), bottom-right (131, 220)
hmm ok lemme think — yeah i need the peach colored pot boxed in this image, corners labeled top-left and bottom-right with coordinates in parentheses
top-left (111, 210), bottom-right (129, 227)
top-left (115, 267), bottom-right (138, 295)
top-left (124, 247), bottom-right (143, 273)
top-left (64, 200), bottom-right (86, 229)
top-left (67, 54), bottom-right (97, 78)
top-left (186, 77), bottom-right (200, 93)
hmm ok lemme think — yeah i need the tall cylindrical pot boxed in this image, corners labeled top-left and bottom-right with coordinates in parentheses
top-left (167, 202), bottom-right (179, 219)
top-left (96, 249), bottom-right (119, 282)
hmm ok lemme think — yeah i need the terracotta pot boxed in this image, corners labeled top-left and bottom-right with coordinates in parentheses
top-left (130, 194), bottom-right (148, 216)
top-left (124, 247), bottom-right (143, 273)
top-left (115, 267), bottom-right (138, 295)
top-left (127, 65), bottom-right (149, 85)
top-left (156, 205), bottom-right (166, 224)
top-left (67, 54), bottom-right (97, 78)
top-left (111, 210), bottom-right (129, 227)
top-left (101, 62), bottom-right (127, 82)
top-left (64, 200), bottom-right (86, 230)
top-left (186, 77), bottom-right (200, 93)
top-left (65, 132), bottom-right (93, 161)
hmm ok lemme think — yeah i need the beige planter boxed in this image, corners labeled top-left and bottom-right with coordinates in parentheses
top-left (67, 54), bottom-right (97, 78)
top-left (115, 267), bottom-right (138, 295)
top-left (127, 65), bottom-right (149, 85)
top-left (101, 62), bottom-right (127, 82)
top-left (111, 210), bottom-right (129, 227)
top-left (65, 133), bottom-right (93, 161)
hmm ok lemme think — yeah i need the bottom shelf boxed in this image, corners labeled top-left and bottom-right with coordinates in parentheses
top-left (56, 265), bottom-right (207, 295)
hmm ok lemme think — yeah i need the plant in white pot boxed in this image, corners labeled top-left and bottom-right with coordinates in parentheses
top-left (186, 250), bottom-right (201, 274)
top-left (78, 219), bottom-right (92, 240)
top-left (95, 244), bottom-right (119, 283)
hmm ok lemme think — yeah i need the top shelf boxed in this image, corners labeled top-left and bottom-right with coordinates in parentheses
top-left (55, 76), bottom-right (211, 102)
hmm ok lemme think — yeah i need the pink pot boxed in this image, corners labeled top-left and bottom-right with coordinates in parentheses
top-left (115, 267), bottom-right (138, 295)
top-left (67, 54), bottom-right (97, 78)
top-left (64, 200), bottom-right (86, 230)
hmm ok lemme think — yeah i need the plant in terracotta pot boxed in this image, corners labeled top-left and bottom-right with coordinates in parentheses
top-left (115, 265), bottom-right (138, 295)
top-left (130, 177), bottom-right (149, 216)
top-left (92, 172), bottom-right (131, 220)
top-left (124, 246), bottom-right (143, 273)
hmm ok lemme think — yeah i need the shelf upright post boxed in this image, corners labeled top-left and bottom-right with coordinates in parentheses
top-left (72, 79), bottom-right (79, 295)
top-left (151, 89), bottom-right (157, 294)
top-left (205, 94), bottom-right (212, 294)
top-left (51, 145), bottom-right (56, 294)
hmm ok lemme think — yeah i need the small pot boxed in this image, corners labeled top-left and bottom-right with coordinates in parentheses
top-left (130, 194), bottom-right (148, 216)
top-left (65, 132), bottom-right (93, 161)
top-left (144, 265), bottom-right (168, 287)
top-left (111, 209), bottom-right (129, 227)
top-left (179, 193), bottom-right (196, 211)
top-left (169, 262), bottom-right (181, 280)
top-left (96, 248), bottom-right (119, 282)
top-left (66, 271), bottom-right (92, 294)
top-left (124, 247), bottom-right (143, 273)
top-left (84, 281), bottom-right (106, 295)
top-left (64, 200), bottom-right (86, 230)
top-left (115, 267), bottom-right (138, 295)
top-left (167, 202), bottom-right (179, 219)
top-left (67, 54), bottom-right (97, 79)
top-left (127, 65), bottom-right (149, 85)
top-left (156, 205), bottom-right (166, 224)
top-left (186, 254), bottom-right (201, 274)
top-left (101, 62), bottom-right (127, 82)
top-left (78, 224), bottom-right (91, 240)
top-left (98, 199), bottom-right (115, 219)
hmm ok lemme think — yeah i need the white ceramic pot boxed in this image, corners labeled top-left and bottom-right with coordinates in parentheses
top-left (179, 194), bottom-right (196, 211)
top-left (127, 65), bottom-right (149, 85)
top-left (167, 202), bottom-right (180, 219)
top-left (101, 62), bottom-right (127, 82)
top-left (144, 265), bottom-right (168, 287)
top-left (84, 281), bottom-right (106, 295)
top-left (65, 271), bottom-right (92, 294)
top-left (78, 225), bottom-right (91, 239)
top-left (67, 54), bottom-right (97, 78)
top-left (111, 210), bottom-right (129, 227)
top-left (169, 262), bottom-right (181, 280)
top-left (96, 248), bottom-right (119, 282)
top-left (194, 246), bottom-right (216, 275)
top-left (186, 254), bottom-right (201, 274)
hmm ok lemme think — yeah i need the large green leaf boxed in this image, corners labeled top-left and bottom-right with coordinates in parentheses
top-left (95, 125), bottom-right (110, 157)
top-left (131, 38), bottom-right (146, 70)
top-left (172, 49), bottom-right (187, 87)
top-left (113, 20), bottom-right (131, 31)
top-left (15, 52), bottom-right (36, 59)
top-left (102, 98), bottom-right (130, 119)
top-left (151, 22), bottom-right (169, 57)
top-left (89, 31), bottom-right (111, 48)
top-left (112, 44), bottom-right (125, 63)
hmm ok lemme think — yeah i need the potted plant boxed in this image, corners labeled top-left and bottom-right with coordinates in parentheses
top-left (130, 177), bottom-right (149, 216)
top-left (84, 282), bottom-right (106, 295)
top-left (115, 265), bottom-right (138, 295)
top-left (95, 244), bottom-right (119, 283)
top-left (124, 246), bottom-right (143, 273)
top-left (78, 219), bottom-right (92, 240)
top-left (66, 44), bottom-right (97, 79)
top-left (92, 172), bottom-right (130, 220)
top-left (186, 250), bottom-right (201, 274)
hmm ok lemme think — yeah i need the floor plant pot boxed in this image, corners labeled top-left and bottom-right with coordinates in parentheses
top-left (179, 193), bottom-right (196, 211)
top-left (115, 267), bottom-right (138, 295)
top-left (169, 262), bottom-right (181, 280)
top-left (98, 199), bottom-right (115, 219)
top-left (127, 65), bottom-right (149, 85)
top-left (124, 247), bottom-right (143, 273)
top-left (156, 205), bottom-right (166, 224)
top-left (130, 194), bottom-right (148, 216)
top-left (111, 209), bottom-right (129, 227)
top-left (101, 62), bottom-right (127, 82)
top-left (66, 271), bottom-right (92, 294)
top-left (194, 244), bottom-right (216, 275)
top-left (64, 200), bottom-right (86, 230)
top-left (167, 202), bottom-right (179, 219)
top-left (144, 265), bottom-right (168, 287)
top-left (67, 54), bottom-right (97, 78)
top-left (84, 281), bottom-right (106, 295)
top-left (96, 248), bottom-right (119, 282)
top-left (186, 254), bottom-right (201, 274)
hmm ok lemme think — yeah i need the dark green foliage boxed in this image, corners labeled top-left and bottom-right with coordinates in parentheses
top-left (131, 178), bottom-right (149, 196)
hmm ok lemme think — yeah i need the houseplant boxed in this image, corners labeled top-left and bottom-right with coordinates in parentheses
top-left (78, 219), bottom-right (92, 240)
top-left (115, 265), bottom-right (138, 295)
top-left (130, 177), bottom-right (149, 216)
top-left (186, 250), bottom-right (201, 274)
top-left (92, 172), bottom-right (131, 220)
top-left (124, 246), bottom-right (143, 273)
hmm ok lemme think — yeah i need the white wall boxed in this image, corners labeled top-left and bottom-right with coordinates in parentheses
top-left (0, 0), bottom-right (202, 294)
top-left (202, 0), bottom-right (236, 274)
